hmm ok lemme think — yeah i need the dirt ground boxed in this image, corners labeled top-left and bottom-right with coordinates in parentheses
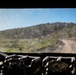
top-left (54, 39), bottom-right (76, 53)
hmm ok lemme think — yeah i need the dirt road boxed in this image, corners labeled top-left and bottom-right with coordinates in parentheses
top-left (35, 39), bottom-right (76, 53)
top-left (54, 39), bottom-right (76, 53)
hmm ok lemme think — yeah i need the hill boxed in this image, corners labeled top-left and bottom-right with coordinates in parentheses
top-left (0, 22), bottom-right (76, 39)
top-left (0, 22), bottom-right (76, 53)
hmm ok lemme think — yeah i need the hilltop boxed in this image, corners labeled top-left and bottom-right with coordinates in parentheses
top-left (0, 22), bottom-right (76, 39)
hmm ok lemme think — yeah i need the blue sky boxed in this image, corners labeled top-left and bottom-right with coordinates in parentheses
top-left (0, 8), bottom-right (76, 31)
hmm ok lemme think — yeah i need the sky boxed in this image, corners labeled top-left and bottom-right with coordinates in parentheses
top-left (0, 8), bottom-right (76, 31)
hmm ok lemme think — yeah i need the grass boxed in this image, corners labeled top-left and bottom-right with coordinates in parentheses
top-left (0, 37), bottom-right (58, 53)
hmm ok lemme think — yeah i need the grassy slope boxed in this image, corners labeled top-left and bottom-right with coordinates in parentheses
top-left (0, 37), bottom-right (57, 53)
